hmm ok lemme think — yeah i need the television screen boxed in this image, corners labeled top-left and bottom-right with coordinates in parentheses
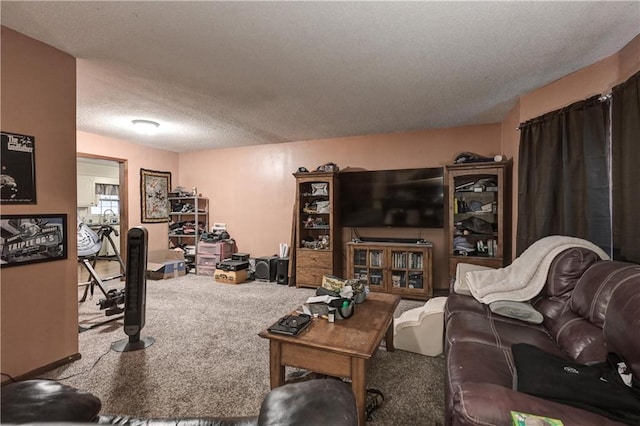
top-left (340, 167), bottom-right (444, 228)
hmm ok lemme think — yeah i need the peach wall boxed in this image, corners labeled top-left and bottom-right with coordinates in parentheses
top-left (1, 27), bottom-right (78, 379)
top-left (77, 131), bottom-right (179, 254)
top-left (501, 34), bottom-right (640, 258)
top-left (179, 124), bottom-right (502, 291)
top-left (519, 56), bottom-right (618, 122)
top-left (618, 35), bottom-right (640, 84)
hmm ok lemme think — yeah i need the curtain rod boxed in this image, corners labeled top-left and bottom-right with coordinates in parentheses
top-left (516, 93), bottom-right (612, 130)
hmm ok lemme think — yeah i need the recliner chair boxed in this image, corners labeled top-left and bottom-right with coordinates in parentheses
top-left (1, 378), bottom-right (358, 426)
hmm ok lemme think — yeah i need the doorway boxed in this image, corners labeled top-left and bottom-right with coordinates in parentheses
top-left (76, 154), bottom-right (128, 278)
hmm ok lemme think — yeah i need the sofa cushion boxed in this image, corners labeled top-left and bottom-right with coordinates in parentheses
top-left (450, 382), bottom-right (628, 426)
top-left (446, 311), bottom-right (561, 355)
top-left (604, 276), bottom-right (640, 378)
top-left (553, 309), bottom-right (607, 363)
top-left (447, 342), bottom-right (515, 390)
top-left (544, 247), bottom-right (601, 297)
top-left (570, 261), bottom-right (640, 327)
top-left (545, 261), bottom-right (640, 364)
top-left (533, 248), bottom-right (601, 332)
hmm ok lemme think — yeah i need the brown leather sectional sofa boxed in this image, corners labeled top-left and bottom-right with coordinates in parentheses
top-left (444, 247), bottom-right (640, 425)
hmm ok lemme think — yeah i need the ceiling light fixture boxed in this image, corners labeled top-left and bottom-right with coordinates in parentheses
top-left (132, 119), bottom-right (160, 135)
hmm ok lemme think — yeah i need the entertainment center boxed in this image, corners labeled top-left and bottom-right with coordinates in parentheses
top-left (293, 161), bottom-right (510, 297)
top-left (293, 167), bottom-right (443, 298)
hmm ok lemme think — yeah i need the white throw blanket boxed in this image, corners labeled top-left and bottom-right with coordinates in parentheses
top-left (466, 235), bottom-right (609, 304)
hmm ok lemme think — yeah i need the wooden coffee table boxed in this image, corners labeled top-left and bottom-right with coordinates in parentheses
top-left (258, 292), bottom-right (401, 426)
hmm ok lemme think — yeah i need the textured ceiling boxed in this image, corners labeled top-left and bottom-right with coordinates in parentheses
top-left (2, 1), bottom-right (639, 153)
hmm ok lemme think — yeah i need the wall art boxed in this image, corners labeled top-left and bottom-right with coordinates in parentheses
top-left (0, 214), bottom-right (67, 267)
top-left (140, 168), bottom-right (171, 223)
top-left (1, 131), bottom-right (36, 204)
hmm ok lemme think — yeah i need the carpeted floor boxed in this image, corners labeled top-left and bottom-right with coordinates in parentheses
top-left (43, 274), bottom-right (445, 425)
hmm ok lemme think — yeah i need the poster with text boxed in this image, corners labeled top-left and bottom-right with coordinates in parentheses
top-left (1, 131), bottom-right (36, 204)
top-left (0, 214), bottom-right (67, 267)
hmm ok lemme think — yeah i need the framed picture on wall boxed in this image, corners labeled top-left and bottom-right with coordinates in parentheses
top-left (1, 131), bottom-right (36, 204)
top-left (0, 214), bottom-right (68, 268)
top-left (140, 168), bottom-right (171, 223)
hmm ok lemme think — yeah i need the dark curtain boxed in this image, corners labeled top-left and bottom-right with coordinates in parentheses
top-left (516, 96), bottom-right (611, 256)
top-left (612, 71), bottom-right (640, 263)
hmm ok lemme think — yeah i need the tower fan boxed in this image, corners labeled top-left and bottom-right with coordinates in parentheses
top-left (111, 227), bottom-right (155, 352)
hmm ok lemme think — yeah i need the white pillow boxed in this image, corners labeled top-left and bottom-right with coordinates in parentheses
top-left (489, 300), bottom-right (543, 324)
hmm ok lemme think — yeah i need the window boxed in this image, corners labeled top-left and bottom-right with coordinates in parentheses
top-left (90, 194), bottom-right (119, 216)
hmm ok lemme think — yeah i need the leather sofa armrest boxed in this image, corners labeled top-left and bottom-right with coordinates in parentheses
top-left (258, 379), bottom-right (357, 426)
top-left (0, 380), bottom-right (102, 423)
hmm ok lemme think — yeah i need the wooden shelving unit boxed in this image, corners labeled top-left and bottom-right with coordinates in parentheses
top-left (445, 161), bottom-right (511, 283)
top-left (293, 172), bottom-right (340, 288)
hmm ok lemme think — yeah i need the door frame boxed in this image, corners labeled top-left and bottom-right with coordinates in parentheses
top-left (77, 153), bottom-right (128, 263)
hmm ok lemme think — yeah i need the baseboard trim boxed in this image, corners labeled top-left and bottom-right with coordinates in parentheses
top-left (1, 352), bottom-right (81, 385)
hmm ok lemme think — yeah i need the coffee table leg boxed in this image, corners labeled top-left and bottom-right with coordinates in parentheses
top-left (385, 318), bottom-right (395, 352)
top-left (269, 340), bottom-right (285, 389)
top-left (351, 357), bottom-right (366, 426)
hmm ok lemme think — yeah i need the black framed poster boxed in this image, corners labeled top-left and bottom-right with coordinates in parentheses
top-left (1, 131), bottom-right (36, 204)
top-left (0, 214), bottom-right (68, 268)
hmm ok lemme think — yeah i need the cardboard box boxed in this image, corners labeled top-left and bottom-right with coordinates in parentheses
top-left (147, 250), bottom-right (187, 280)
top-left (214, 268), bottom-right (248, 284)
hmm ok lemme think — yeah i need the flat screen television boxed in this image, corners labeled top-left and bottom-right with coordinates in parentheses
top-left (340, 167), bottom-right (444, 228)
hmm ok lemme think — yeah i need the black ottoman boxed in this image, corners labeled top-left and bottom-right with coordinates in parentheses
top-left (1, 379), bottom-right (101, 423)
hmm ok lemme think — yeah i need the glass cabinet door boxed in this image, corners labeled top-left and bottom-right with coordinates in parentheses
top-left (390, 249), bottom-right (425, 290)
top-left (452, 172), bottom-right (499, 258)
top-left (298, 180), bottom-right (331, 250)
top-left (351, 248), bottom-right (385, 289)
top-left (368, 249), bottom-right (384, 288)
top-left (353, 249), bottom-right (369, 285)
